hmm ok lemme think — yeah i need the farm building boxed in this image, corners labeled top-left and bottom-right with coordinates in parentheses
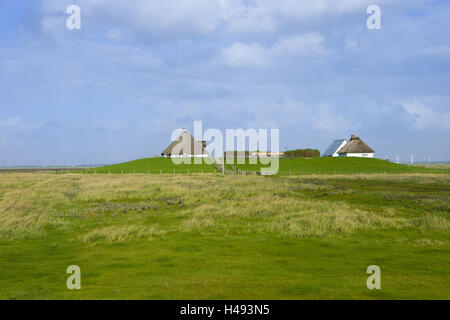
top-left (323, 135), bottom-right (375, 158)
top-left (161, 129), bottom-right (208, 158)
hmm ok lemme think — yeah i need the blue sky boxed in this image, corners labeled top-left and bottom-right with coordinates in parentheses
top-left (0, 0), bottom-right (449, 165)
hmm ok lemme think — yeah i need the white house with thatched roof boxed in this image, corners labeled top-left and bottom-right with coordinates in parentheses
top-left (161, 129), bottom-right (208, 158)
top-left (323, 135), bottom-right (374, 158)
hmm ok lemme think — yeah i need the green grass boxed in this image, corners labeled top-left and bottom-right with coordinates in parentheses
top-left (0, 172), bottom-right (449, 299)
top-left (85, 157), bottom-right (445, 176)
top-left (85, 157), bottom-right (217, 174)
top-left (230, 157), bottom-right (446, 175)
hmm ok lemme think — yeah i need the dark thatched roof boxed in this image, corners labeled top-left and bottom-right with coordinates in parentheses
top-left (338, 135), bottom-right (374, 154)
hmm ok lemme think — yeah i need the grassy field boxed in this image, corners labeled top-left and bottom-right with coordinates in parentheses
top-left (413, 163), bottom-right (450, 170)
top-left (84, 157), bottom-right (447, 175)
top-left (85, 157), bottom-right (216, 174)
top-left (0, 171), bottom-right (449, 299)
top-left (229, 157), bottom-right (447, 175)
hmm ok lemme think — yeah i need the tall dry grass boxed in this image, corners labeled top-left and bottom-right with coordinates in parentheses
top-left (0, 172), bottom-right (448, 241)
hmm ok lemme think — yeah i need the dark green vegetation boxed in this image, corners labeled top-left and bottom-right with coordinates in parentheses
top-left (0, 172), bottom-right (448, 299)
top-left (284, 148), bottom-right (321, 158)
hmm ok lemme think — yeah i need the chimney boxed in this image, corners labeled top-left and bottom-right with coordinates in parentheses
top-left (351, 134), bottom-right (356, 140)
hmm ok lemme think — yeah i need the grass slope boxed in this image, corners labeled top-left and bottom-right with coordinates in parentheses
top-left (0, 173), bottom-right (449, 299)
top-left (88, 157), bottom-right (444, 176)
top-left (231, 157), bottom-right (445, 175)
top-left (86, 157), bottom-right (216, 174)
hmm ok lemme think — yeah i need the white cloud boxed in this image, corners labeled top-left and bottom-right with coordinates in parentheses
top-left (310, 103), bottom-right (351, 134)
top-left (221, 0), bottom-right (387, 33)
top-left (270, 33), bottom-right (326, 56)
top-left (41, 0), bottom-right (391, 37)
top-left (43, 0), bottom-right (221, 37)
top-left (220, 0), bottom-right (276, 33)
top-left (219, 33), bottom-right (326, 67)
top-left (399, 97), bottom-right (450, 132)
top-left (219, 42), bottom-right (270, 67)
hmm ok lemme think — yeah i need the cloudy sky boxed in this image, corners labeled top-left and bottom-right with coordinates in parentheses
top-left (0, 0), bottom-right (449, 165)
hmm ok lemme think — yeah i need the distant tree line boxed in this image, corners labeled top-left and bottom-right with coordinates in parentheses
top-left (284, 149), bottom-right (320, 158)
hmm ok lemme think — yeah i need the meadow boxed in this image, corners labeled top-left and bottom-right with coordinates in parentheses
top-left (85, 157), bottom-right (216, 174)
top-left (229, 157), bottom-right (447, 175)
top-left (0, 162), bottom-right (449, 299)
top-left (83, 157), bottom-right (447, 175)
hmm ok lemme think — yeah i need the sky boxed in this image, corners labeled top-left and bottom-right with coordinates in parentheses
top-left (0, 0), bottom-right (449, 165)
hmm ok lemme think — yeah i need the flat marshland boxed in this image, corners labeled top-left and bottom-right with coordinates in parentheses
top-left (0, 171), bottom-right (449, 299)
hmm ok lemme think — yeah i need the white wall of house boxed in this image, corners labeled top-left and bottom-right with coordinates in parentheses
top-left (339, 153), bottom-right (374, 158)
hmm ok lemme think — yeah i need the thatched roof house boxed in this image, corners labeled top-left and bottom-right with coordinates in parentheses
top-left (337, 135), bottom-right (374, 157)
top-left (161, 129), bottom-right (208, 157)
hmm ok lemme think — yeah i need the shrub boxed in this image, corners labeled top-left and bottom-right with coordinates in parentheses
top-left (284, 149), bottom-right (320, 158)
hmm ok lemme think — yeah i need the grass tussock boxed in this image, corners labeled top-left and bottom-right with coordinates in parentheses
top-left (182, 215), bottom-right (215, 232)
top-left (410, 215), bottom-right (449, 230)
top-left (266, 206), bottom-right (408, 237)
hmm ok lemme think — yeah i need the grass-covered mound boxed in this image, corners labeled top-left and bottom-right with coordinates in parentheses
top-left (87, 157), bottom-right (216, 174)
top-left (232, 157), bottom-right (444, 175)
top-left (88, 157), bottom-right (445, 175)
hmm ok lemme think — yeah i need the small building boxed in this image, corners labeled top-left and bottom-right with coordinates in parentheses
top-left (322, 139), bottom-right (348, 157)
top-left (161, 129), bottom-right (208, 158)
top-left (323, 135), bottom-right (375, 158)
top-left (337, 135), bottom-right (374, 158)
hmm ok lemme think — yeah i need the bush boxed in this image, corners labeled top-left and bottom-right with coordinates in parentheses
top-left (284, 149), bottom-right (320, 158)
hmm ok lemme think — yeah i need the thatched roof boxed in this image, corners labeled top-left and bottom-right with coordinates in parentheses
top-left (161, 130), bottom-right (207, 156)
top-left (338, 135), bottom-right (374, 154)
